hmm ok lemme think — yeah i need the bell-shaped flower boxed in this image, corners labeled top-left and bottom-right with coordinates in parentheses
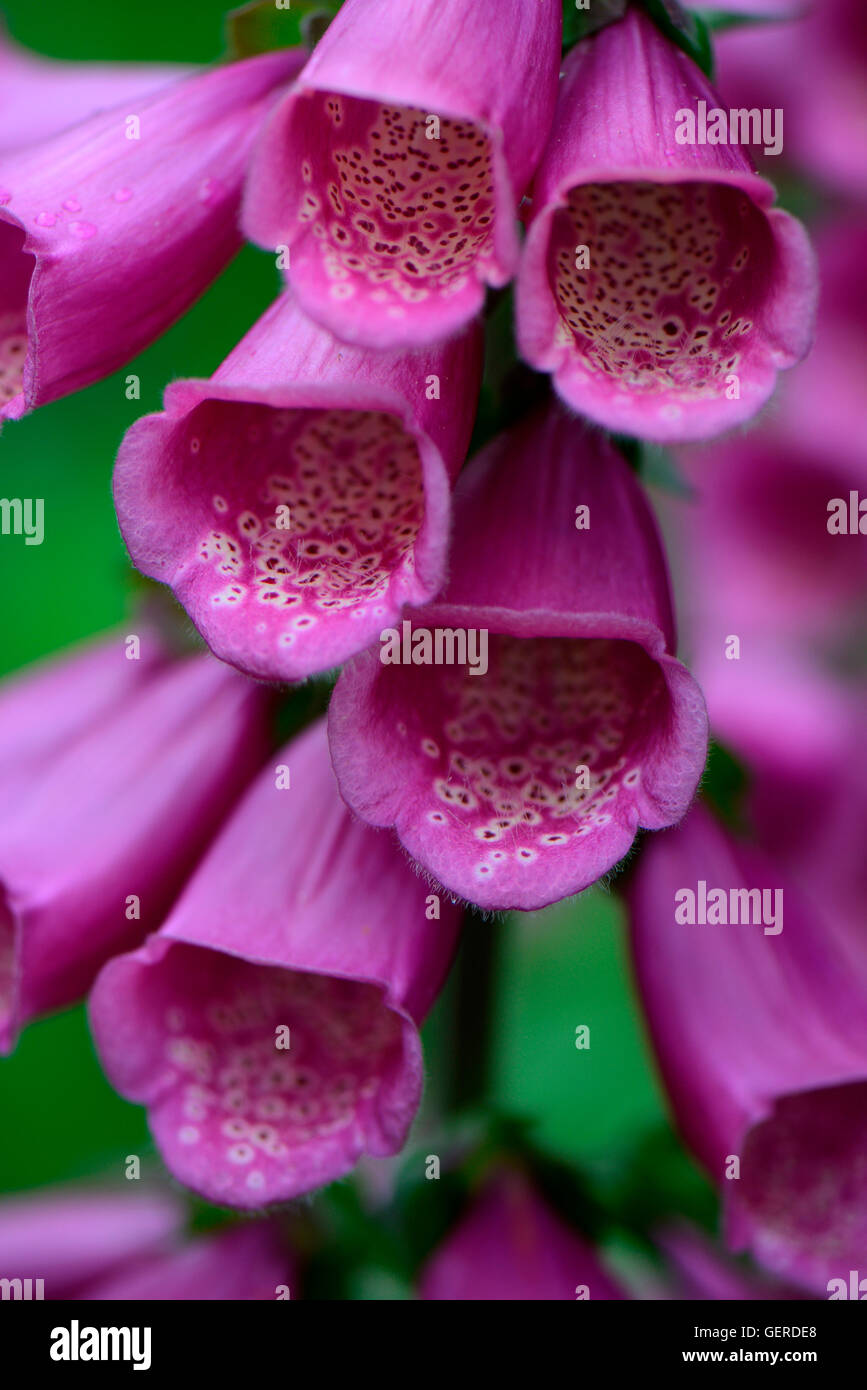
top-left (242, 0), bottom-right (562, 348)
top-left (0, 1182), bottom-right (293, 1299)
top-left (0, 633), bottom-right (272, 1052)
top-left (89, 719), bottom-right (462, 1210)
top-left (0, 49), bottom-right (304, 422)
top-left (516, 8), bottom-right (816, 442)
top-left (0, 1184), bottom-right (182, 1297)
top-left (328, 405), bottom-right (708, 912)
top-left (419, 1169), bottom-right (624, 1300)
top-left (113, 292), bottom-right (482, 682)
top-left (629, 805), bottom-right (867, 1295)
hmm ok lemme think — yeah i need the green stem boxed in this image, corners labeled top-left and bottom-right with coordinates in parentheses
top-left (447, 910), bottom-right (505, 1113)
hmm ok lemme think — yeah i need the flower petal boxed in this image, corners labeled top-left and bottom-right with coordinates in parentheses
top-left (89, 720), bottom-right (461, 1209)
top-left (516, 8), bottom-right (817, 442)
top-left (113, 292), bottom-right (482, 682)
top-left (243, 0), bottom-right (562, 347)
top-left (0, 50), bottom-right (305, 422)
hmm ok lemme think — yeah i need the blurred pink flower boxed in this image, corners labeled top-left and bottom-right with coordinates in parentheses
top-left (0, 633), bottom-right (272, 1053)
top-left (0, 25), bottom-right (193, 154)
top-left (714, 0), bottom-right (867, 199)
top-left (658, 1224), bottom-right (811, 1301)
top-left (419, 1169), bottom-right (624, 1300)
top-left (629, 805), bottom-right (867, 1295)
top-left (113, 292), bottom-right (482, 683)
top-left (329, 405), bottom-right (708, 912)
top-left (0, 1183), bottom-right (293, 1299)
top-left (90, 720), bottom-right (461, 1210)
top-left (243, 0), bottom-right (562, 348)
top-left (516, 8), bottom-right (816, 441)
top-left (0, 50), bottom-right (304, 422)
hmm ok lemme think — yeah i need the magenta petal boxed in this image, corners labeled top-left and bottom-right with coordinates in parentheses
top-left (0, 631), bottom-right (166, 822)
top-left (715, 1), bottom-right (867, 200)
top-left (0, 50), bottom-right (305, 422)
top-left (329, 407), bottom-right (708, 912)
top-left (0, 642), bottom-right (271, 1052)
top-left (516, 9), bottom-right (817, 442)
top-left (0, 1185), bottom-right (182, 1297)
top-left (89, 720), bottom-right (461, 1210)
top-left (658, 1224), bottom-right (809, 1302)
top-left (83, 1223), bottom-right (293, 1301)
top-left (419, 1170), bottom-right (624, 1300)
top-left (114, 292), bottom-right (482, 682)
top-left (242, 0), bottom-right (562, 348)
top-left (0, 25), bottom-right (193, 155)
top-left (629, 806), bottom-right (867, 1294)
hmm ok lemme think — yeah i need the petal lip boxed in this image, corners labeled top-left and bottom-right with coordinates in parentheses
top-left (113, 293), bottom-right (482, 684)
top-left (92, 936), bottom-right (427, 1211)
top-left (0, 49), bottom-right (306, 424)
top-left (328, 634), bottom-right (708, 914)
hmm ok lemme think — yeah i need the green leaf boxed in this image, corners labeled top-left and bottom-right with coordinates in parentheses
top-left (692, 8), bottom-right (772, 31)
top-left (563, 0), bottom-right (628, 51)
top-left (613, 437), bottom-right (696, 498)
top-left (642, 0), bottom-right (715, 78)
top-left (702, 740), bottom-right (751, 833)
top-left (225, 0), bottom-right (339, 59)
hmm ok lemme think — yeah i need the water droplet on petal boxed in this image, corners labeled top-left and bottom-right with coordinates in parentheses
top-left (34, 212), bottom-right (57, 228)
top-left (69, 220), bottom-right (98, 239)
top-left (198, 177), bottom-right (224, 206)
top-left (113, 187), bottom-right (133, 203)
top-left (62, 198), bottom-right (81, 213)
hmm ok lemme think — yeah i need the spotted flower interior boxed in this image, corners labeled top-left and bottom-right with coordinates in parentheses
top-left (737, 1081), bottom-right (867, 1281)
top-left (146, 944), bottom-right (407, 1207)
top-left (180, 400), bottom-right (426, 664)
top-left (0, 222), bottom-right (33, 408)
top-left (386, 635), bottom-right (670, 894)
top-left (549, 180), bottom-right (774, 420)
top-left (291, 93), bottom-right (497, 328)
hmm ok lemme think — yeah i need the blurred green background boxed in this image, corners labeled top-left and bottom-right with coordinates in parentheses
top-left (0, 0), bottom-right (714, 1278)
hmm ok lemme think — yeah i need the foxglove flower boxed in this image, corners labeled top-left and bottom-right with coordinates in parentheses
top-left (419, 1169), bottom-right (624, 1300)
top-left (0, 49), bottom-right (304, 422)
top-left (113, 292), bottom-right (482, 682)
top-left (0, 1183), bottom-right (293, 1299)
top-left (83, 1222), bottom-right (294, 1301)
top-left (659, 1224), bottom-right (810, 1302)
top-left (0, 634), bottom-right (271, 1052)
top-left (328, 406), bottom-right (708, 912)
top-left (629, 805), bottom-right (867, 1294)
top-left (715, 0), bottom-right (867, 199)
top-left (89, 720), bottom-right (461, 1210)
top-left (243, 0), bottom-right (562, 348)
top-left (0, 1185), bottom-right (182, 1297)
top-left (0, 25), bottom-right (192, 154)
top-left (516, 8), bottom-right (816, 442)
